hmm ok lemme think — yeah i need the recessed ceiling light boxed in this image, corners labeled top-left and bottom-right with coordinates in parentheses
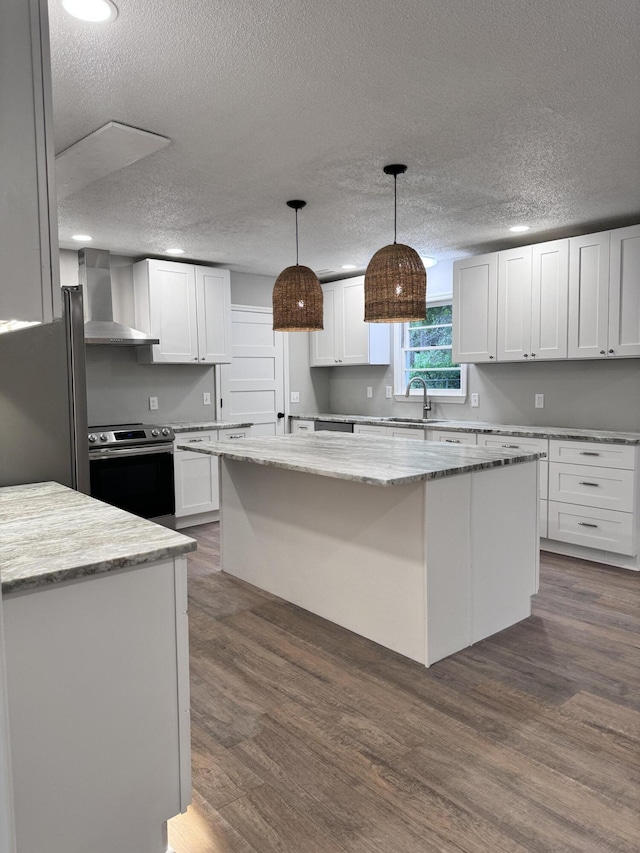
top-left (61, 0), bottom-right (118, 22)
top-left (341, 264), bottom-right (358, 270)
top-left (166, 248), bottom-right (186, 255)
top-left (71, 234), bottom-right (92, 241)
top-left (509, 225), bottom-right (530, 233)
top-left (420, 256), bottom-right (437, 269)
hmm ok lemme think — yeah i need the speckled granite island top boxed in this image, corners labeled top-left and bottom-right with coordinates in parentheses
top-left (291, 414), bottom-right (640, 445)
top-left (167, 420), bottom-right (253, 433)
top-left (180, 432), bottom-right (542, 487)
top-left (1, 482), bottom-right (196, 595)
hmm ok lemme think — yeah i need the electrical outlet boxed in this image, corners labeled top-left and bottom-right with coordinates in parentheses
top-left (149, 396), bottom-right (158, 410)
top-left (290, 391), bottom-right (300, 403)
top-left (471, 393), bottom-right (479, 408)
top-left (385, 385), bottom-right (393, 399)
top-left (366, 386), bottom-right (373, 399)
top-left (203, 392), bottom-right (211, 406)
top-left (535, 393), bottom-right (545, 409)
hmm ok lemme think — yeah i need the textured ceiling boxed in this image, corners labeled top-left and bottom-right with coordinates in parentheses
top-left (49, 0), bottom-right (640, 278)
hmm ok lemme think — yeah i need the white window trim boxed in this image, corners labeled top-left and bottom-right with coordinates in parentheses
top-left (393, 295), bottom-right (467, 403)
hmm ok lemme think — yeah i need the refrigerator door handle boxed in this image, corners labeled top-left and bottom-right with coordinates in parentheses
top-left (63, 286), bottom-right (91, 494)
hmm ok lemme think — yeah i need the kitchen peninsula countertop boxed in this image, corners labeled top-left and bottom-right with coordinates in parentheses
top-left (291, 413), bottom-right (640, 445)
top-left (180, 431), bottom-right (542, 487)
top-left (167, 420), bottom-right (253, 433)
top-left (0, 482), bottom-right (196, 594)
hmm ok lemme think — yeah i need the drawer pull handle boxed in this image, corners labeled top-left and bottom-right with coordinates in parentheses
top-left (188, 439), bottom-right (204, 443)
top-left (502, 444), bottom-right (519, 449)
top-left (578, 522), bottom-right (598, 528)
top-left (580, 451), bottom-right (600, 456)
top-left (226, 434), bottom-right (244, 439)
top-left (445, 439), bottom-right (460, 443)
top-left (579, 481), bottom-right (599, 487)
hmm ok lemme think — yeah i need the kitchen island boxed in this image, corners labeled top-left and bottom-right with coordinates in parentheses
top-left (183, 432), bottom-right (542, 666)
top-left (0, 482), bottom-right (196, 853)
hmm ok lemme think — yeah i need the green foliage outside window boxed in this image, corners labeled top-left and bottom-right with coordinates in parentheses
top-left (403, 303), bottom-right (461, 390)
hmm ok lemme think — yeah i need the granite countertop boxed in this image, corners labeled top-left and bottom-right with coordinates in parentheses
top-left (179, 432), bottom-right (542, 487)
top-left (290, 414), bottom-right (640, 445)
top-left (1, 482), bottom-right (196, 595)
top-left (167, 420), bottom-right (253, 433)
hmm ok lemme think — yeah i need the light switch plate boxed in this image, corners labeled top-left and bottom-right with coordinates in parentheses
top-left (535, 393), bottom-right (545, 408)
top-left (385, 385), bottom-right (393, 399)
top-left (471, 393), bottom-right (479, 407)
top-left (203, 392), bottom-right (211, 406)
top-left (366, 386), bottom-right (373, 398)
top-left (290, 391), bottom-right (300, 403)
top-left (149, 396), bottom-right (158, 410)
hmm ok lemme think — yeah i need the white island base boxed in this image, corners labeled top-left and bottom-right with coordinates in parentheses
top-left (220, 458), bottom-right (539, 666)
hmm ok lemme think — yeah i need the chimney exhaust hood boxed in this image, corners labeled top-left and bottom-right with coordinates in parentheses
top-left (79, 248), bottom-right (159, 346)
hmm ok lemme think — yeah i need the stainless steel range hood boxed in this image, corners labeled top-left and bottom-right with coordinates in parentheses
top-left (79, 248), bottom-right (159, 346)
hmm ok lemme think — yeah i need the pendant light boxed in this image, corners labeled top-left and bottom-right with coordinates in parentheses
top-left (272, 200), bottom-right (324, 332)
top-left (364, 165), bottom-right (427, 323)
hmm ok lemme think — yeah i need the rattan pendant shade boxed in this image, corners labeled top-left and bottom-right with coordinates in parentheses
top-left (364, 165), bottom-right (427, 323)
top-left (273, 200), bottom-right (323, 332)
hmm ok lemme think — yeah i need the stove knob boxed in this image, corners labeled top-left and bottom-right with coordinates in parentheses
top-left (88, 433), bottom-right (97, 443)
top-left (161, 427), bottom-right (170, 436)
top-left (100, 433), bottom-right (108, 441)
top-left (151, 428), bottom-right (160, 437)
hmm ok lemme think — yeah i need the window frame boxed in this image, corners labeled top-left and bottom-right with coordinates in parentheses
top-left (393, 296), bottom-right (467, 402)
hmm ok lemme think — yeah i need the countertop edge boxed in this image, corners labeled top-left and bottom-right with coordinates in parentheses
top-left (167, 421), bottom-right (253, 433)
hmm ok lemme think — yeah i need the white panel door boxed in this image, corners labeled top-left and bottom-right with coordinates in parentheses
top-left (195, 267), bottom-right (232, 364)
top-left (531, 239), bottom-right (569, 360)
top-left (452, 254), bottom-right (498, 363)
top-left (219, 306), bottom-right (286, 437)
top-left (497, 246), bottom-right (532, 361)
top-left (310, 282), bottom-right (339, 366)
top-left (568, 232), bottom-right (610, 359)
top-left (608, 225), bottom-right (640, 357)
top-left (148, 260), bottom-right (199, 363)
top-left (340, 278), bottom-right (368, 364)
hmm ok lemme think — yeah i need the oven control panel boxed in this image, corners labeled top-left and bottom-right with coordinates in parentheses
top-left (87, 423), bottom-right (175, 448)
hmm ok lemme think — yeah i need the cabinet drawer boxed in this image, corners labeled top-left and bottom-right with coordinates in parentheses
top-left (549, 440), bottom-right (636, 470)
top-left (175, 431), bottom-right (215, 450)
top-left (477, 435), bottom-right (548, 455)
top-left (353, 424), bottom-right (388, 436)
top-left (218, 429), bottom-right (248, 440)
top-left (547, 501), bottom-right (636, 556)
top-left (387, 428), bottom-right (426, 440)
top-left (539, 460), bottom-right (548, 499)
top-left (428, 430), bottom-right (478, 446)
top-left (291, 420), bottom-right (315, 433)
top-left (548, 462), bottom-right (635, 512)
top-left (540, 499), bottom-right (548, 539)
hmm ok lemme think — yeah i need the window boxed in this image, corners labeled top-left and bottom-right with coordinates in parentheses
top-left (394, 299), bottom-right (466, 399)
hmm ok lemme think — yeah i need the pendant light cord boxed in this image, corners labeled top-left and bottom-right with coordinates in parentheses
top-left (393, 173), bottom-right (397, 244)
top-left (295, 208), bottom-right (299, 265)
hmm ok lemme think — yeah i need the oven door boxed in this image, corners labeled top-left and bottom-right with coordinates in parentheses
top-left (89, 444), bottom-right (175, 523)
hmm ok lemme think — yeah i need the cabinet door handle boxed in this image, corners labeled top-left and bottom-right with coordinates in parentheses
top-left (608, 349), bottom-right (614, 354)
top-left (579, 481), bottom-right (599, 487)
top-left (201, 357), bottom-right (207, 361)
top-left (523, 353), bottom-right (529, 358)
top-left (489, 355), bottom-right (494, 359)
top-left (578, 522), bottom-right (598, 528)
top-left (188, 438), bottom-right (204, 443)
top-left (600, 350), bottom-right (606, 355)
top-left (226, 433), bottom-right (245, 439)
top-left (580, 451), bottom-right (600, 456)
top-left (502, 444), bottom-right (519, 449)
top-left (531, 353), bottom-right (536, 357)
top-left (444, 439), bottom-right (460, 443)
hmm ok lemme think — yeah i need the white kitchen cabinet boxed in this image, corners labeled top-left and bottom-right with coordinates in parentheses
top-left (352, 424), bottom-right (388, 436)
top-left (218, 428), bottom-right (250, 440)
top-left (291, 419), bottom-right (315, 433)
top-left (452, 253), bottom-right (498, 363)
top-left (497, 246), bottom-right (532, 361)
top-left (567, 232), bottom-right (610, 359)
top-left (174, 431), bottom-right (219, 522)
top-left (353, 424), bottom-right (425, 439)
top-left (608, 224), bottom-right (640, 357)
top-left (477, 434), bottom-right (548, 498)
top-left (134, 259), bottom-right (231, 364)
top-left (310, 277), bottom-right (390, 367)
top-left (530, 240), bottom-right (569, 360)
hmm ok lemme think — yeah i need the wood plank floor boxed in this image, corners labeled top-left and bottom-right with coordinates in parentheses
top-left (169, 523), bottom-right (640, 853)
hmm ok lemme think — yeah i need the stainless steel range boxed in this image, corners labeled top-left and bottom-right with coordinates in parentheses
top-left (88, 423), bottom-right (175, 526)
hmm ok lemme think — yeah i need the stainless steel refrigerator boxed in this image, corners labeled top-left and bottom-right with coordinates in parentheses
top-left (0, 286), bottom-right (90, 492)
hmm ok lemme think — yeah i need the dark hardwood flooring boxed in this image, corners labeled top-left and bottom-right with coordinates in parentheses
top-left (169, 523), bottom-right (640, 852)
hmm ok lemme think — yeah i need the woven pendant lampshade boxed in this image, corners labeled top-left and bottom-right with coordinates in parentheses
top-left (273, 200), bottom-right (323, 332)
top-left (364, 165), bottom-right (427, 323)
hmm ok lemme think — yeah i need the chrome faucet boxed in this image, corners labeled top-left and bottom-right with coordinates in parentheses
top-left (405, 376), bottom-right (432, 418)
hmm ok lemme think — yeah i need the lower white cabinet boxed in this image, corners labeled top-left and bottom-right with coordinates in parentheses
top-left (427, 429), bottom-right (478, 446)
top-left (291, 420), bottom-right (315, 433)
top-left (353, 424), bottom-right (426, 439)
top-left (476, 434), bottom-right (549, 499)
top-left (548, 501), bottom-right (635, 556)
top-left (174, 428), bottom-right (251, 528)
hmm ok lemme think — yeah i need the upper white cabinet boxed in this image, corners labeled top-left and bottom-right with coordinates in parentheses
top-left (454, 225), bottom-right (640, 364)
top-left (452, 253), bottom-right (498, 363)
top-left (608, 225), bottom-right (640, 357)
top-left (567, 232), bottom-right (610, 359)
top-left (310, 276), bottom-right (390, 367)
top-left (133, 259), bottom-right (231, 364)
